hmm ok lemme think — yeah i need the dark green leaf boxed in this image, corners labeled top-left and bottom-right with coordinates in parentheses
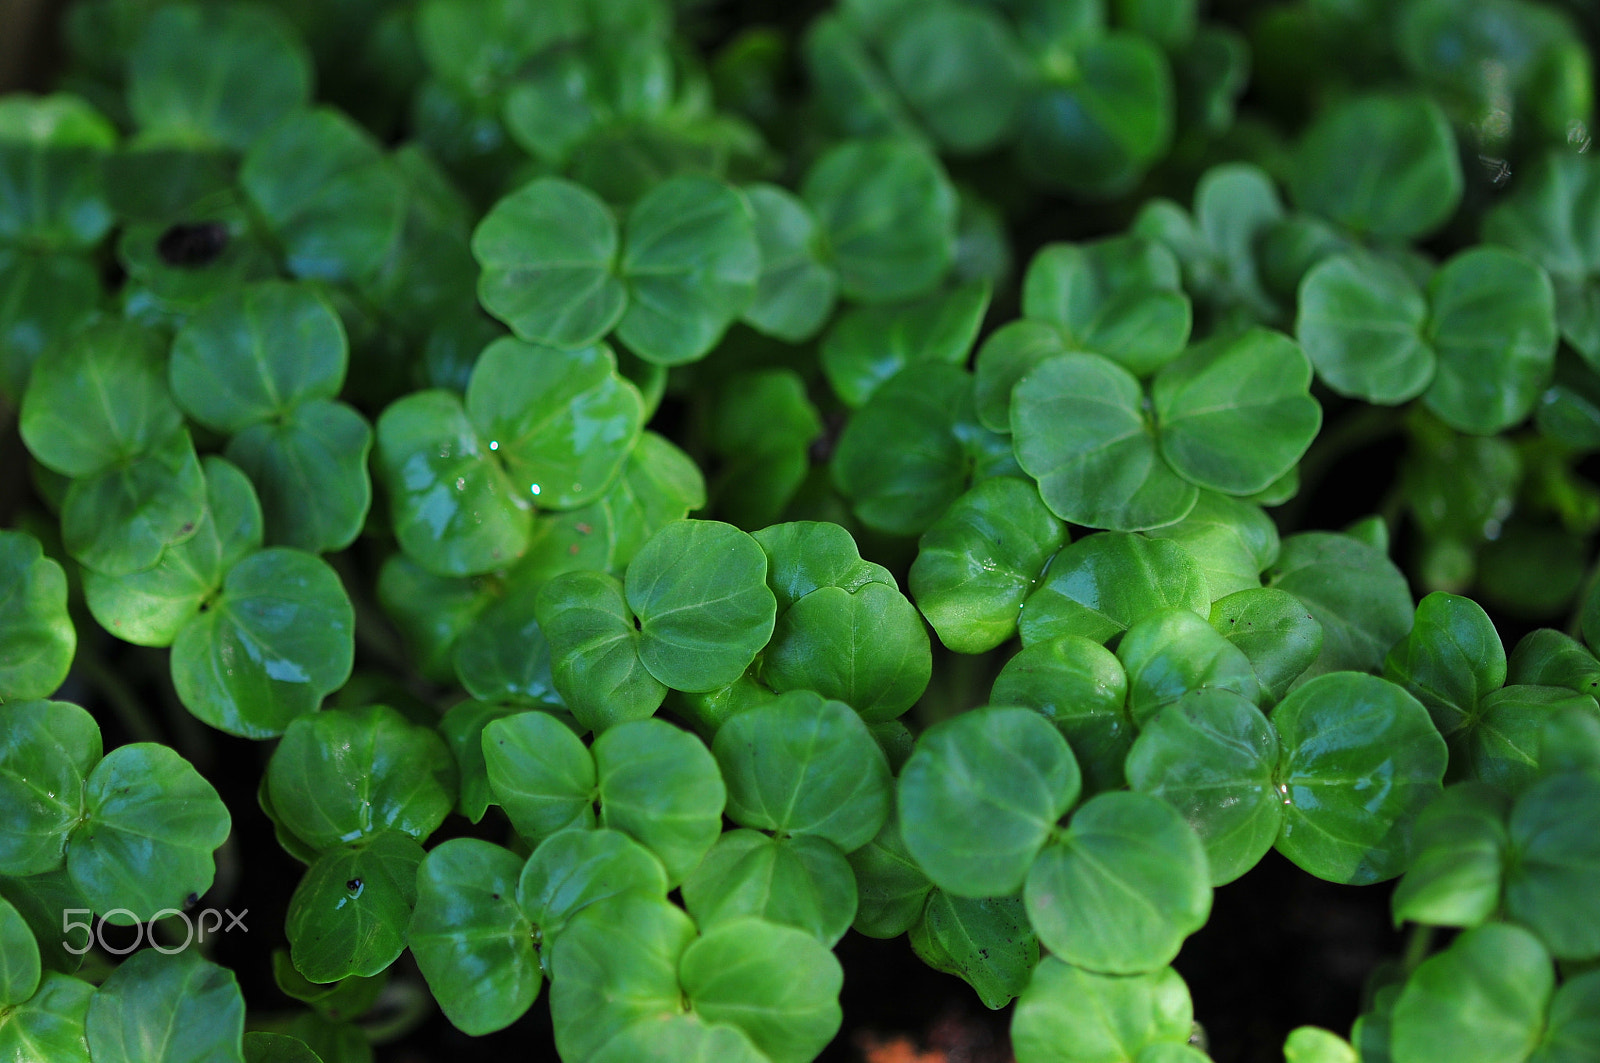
top-left (61, 428), bottom-right (207, 578)
top-left (1126, 690), bottom-right (1283, 885)
top-left (408, 838), bottom-right (538, 1035)
top-left (0, 531), bottom-right (74, 700)
top-left (516, 827), bottom-right (668, 939)
top-left (170, 548), bottom-right (355, 738)
top-left (0, 972), bottom-right (92, 1062)
top-left (1019, 532), bottom-right (1209, 646)
top-left (1012, 959), bottom-right (1194, 1063)
top-left (1118, 609), bottom-right (1260, 725)
top-left (473, 177), bottom-right (626, 349)
top-left (991, 635), bottom-right (1133, 794)
top-left (1273, 673), bottom-right (1448, 885)
top-left (898, 706), bottom-right (1080, 897)
top-left (1391, 782), bottom-right (1509, 928)
top-left (910, 477), bottom-right (1066, 653)
top-left (1026, 791), bottom-right (1212, 973)
top-left (594, 718), bottom-right (726, 885)
top-left (268, 705), bottom-right (456, 852)
top-left (1505, 771), bottom-right (1600, 961)
top-left (537, 570), bottom-right (666, 732)
top-left (1383, 592), bottom-right (1506, 738)
top-left (1296, 252), bottom-right (1432, 404)
top-left (0, 94), bottom-right (115, 251)
top-left (821, 281), bottom-right (991, 407)
top-left (85, 950), bottom-right (245, 1063)
top-left (1390, 923), bottom-right (1551, 1063)
top-left (626, 521), bottom-right (776, 693)
top-left (482, 710), bottom-right (596, 844)
top-left (1266, 532), bottom-right (1414, 678)
top-left (741, 183), bottom-right (838, 343)
top-left (681, 829), bottom-right (858, 946)
top-left (286, 830), bottom-right (424, 983)
top-left (910, 891), bottom-right (1037, 1009)
top-left (225, 400), bottom-right (373, 554)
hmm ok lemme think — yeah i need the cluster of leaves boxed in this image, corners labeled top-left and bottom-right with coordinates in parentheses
top-left (4, 0), bottom-right (1600, 1062)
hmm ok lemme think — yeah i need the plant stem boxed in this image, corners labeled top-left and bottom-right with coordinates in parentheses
top-left (1401, 923), bottom-right (1435, 973)
top-left (75, 648), bottom-right (162, 745)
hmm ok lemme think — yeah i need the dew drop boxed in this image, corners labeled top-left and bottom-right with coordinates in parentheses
top-left (489, 440), bottom-right (499, 450)
top-left (530, 484), bottom-right (542, 496)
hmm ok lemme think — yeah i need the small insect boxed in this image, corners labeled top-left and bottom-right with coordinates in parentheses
top-left (157, 221), bottom-right (231, 268)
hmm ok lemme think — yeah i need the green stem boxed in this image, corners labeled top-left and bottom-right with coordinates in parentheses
top-left (75, 648), bottom-right (162, 745)
top-left (1401, 923), bottom-right (1436, 973)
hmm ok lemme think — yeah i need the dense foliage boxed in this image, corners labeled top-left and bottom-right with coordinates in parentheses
top-left (3, 0), bottom-right (1600, 1061)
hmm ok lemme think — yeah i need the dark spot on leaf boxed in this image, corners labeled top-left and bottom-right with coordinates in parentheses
top-left (346, 878), bottom-right (362, 892)
top-left (178, 522), bottom-right (195, 536)
top-left (157, 221), bottom-right (230, 267)
top-left (185, 892), bottom-right (200, 908)
top-left (491, 893), bottom-right (500, 901)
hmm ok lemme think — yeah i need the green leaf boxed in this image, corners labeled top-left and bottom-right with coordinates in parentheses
top-left (374, 390), bottom-right (532, 577)
top-left (268, 705), bottom-right (456, 852)
top-left (408, 838), bottom-right (539, 1035)
top-left (85, 951), bottom-right (245, 1063)
top-left (225, 399), bottom-right (373, 554)
top-left (1011, 959), bottom-right (1194, 1063)
top-left (714, 692), bottom-right (892, 850)
top-left (625, 521), bottom-right (776, 693)
top-left (0, 972), bottom-right (92, 1063)
top-left (473, 177), bottom-right (626, 349)
top-left (882, 2), bottom-right (1026, 152)
top-left (0, 94), bottom-right (116, 251)
top-left (752, 522), bottom-right (893, 611)
top-left (244, 1033), bottom-right (324, 1063)
top-left (269, 947), bottom-right (386, 1022)
top-left (1016, 34), bottom-right (1176, 199)
top-left (465, 338), bottom-right (644, 509)
top-left (617, 175), bottom-right (759, 366)
top-left (61, 428), bottom-right (207, 578)
top-left (376, 556), bottom-right (493, 683)
top-left (1391, 782), bottom-right (1509, 928)
top-left (537, 570), bottom-right (666, 732)
top-left (973, 320), bottom-right (1072, 432)
top-left (1453, 685), bottom-right (1596, 795)
top-left (83, 457), bottom-right (261, 648)
top-left (451, 579), bottom-right (560, 709)
top-left (821, 281), bottom-right (992, 407)
top-left (1012, 352), bottom-right (1198, 531)
top-left (1540, 704), bottom-right (1600, 778)
top-left (1296, 252), bottom-right (1432, 404)
top-left (1482, 151), bottom-right (1600, 366)
top-left (68, 742), bottom-right (230, 922)
top-left (127, 3), bottom-right (311, 151)
top-left (761, 582), bottom-right (932, 722)
top-left (1144, 492), bottom-right (1278, 601)
top-left (590, 1014), bottom-right (766, 1063)
top-left (0, 893), bottom-right (40, 1007)
top-left (802, 138), bottom-right (957, 303)
top-left (1020, 236), bottom-right (1191, 377)
top-left (1126, 690), bottom-right (1283, 885)
top-left (1422, 247), bottom-right (1559, 435)
top-left (991, 635), bottom-right (1133, 795)
top-left (20, 320), bottom-right (182, 480)
top-left (240, 107), bottom-right (406, 283)
top-left (1273, 673), bottom-right (1448, 885)
top-left (898, 706), bottom-right (1080, 897)
top-left (1290, 93), bottom-right (1462, 241)
top-left (0, 531), bottom-right (74, 700)
top-left (1153, 329), bottom-right (1321, 496)
top-left (1026, 791), bottom-right (1211, 973)
top-left (549, 895), bottom-right (695, 1063)
top-left (482, 710), bottom-right (597, 844)
top-left (168, 280), bottom-right (347, 435)
top-left (170, 548), bottom-right (355, 738)
top-left (910, 891), bottom-right (1037, 1010)
top-left (0, 248), bottom-right (100, 405)
top-left (517, 827), bottom-right (669, 939)
top-left (1285, 1027), bottom-right (1359, 1063)
top-left (847, 808), bottom-right (933, 939)
top-left (740, 183), bottom-right (838, 342)
top-left (438, 701), bottom-right (520, 823)
top-left (1019, 532), bottom-right (1210, 646)
top-left (1383, 592), bottom-right (1506, 738)
top-left (1390, 923), bottom-right (1551, 1063)
top-left (1533, 969), bottom-right (1600, 1063)
top-left (832, 363), bottom-right (995, 536)
top-left (1505, 771), bottom-right (1600, 961)
top-left (520, 430), bottom-right (706, 581)
top-left (286, 830), bottom-right (424, 983)
top-left (682, 829), bottom-right (857, 946)
top-left (0, 868), bottom-right (90, 974)
top-left (910, 477), bottom-right (1066, 653)
top-left (1118, 609), bottom-right (1260, 726)
top-left (680, 917), bottom-right (844, 1063)
top-left (1266, 532), bottom-right (1414, 678)
top-left (594, 719), bottom-right (726, 885)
